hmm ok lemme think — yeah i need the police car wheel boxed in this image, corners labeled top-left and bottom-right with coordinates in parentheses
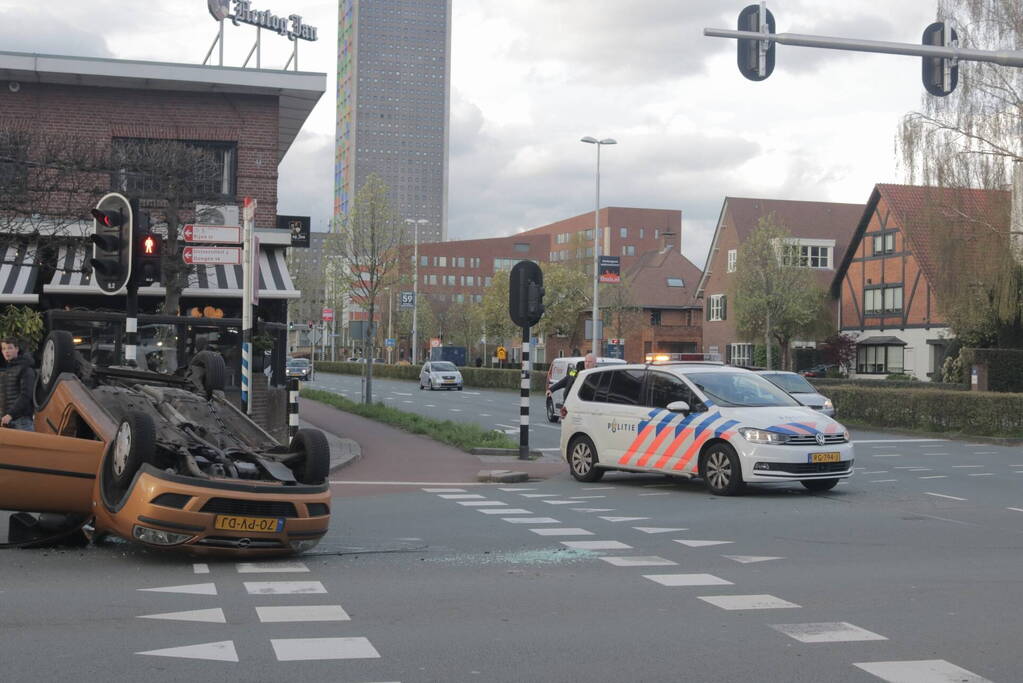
top-left (546, 399), bottom-right (559, 423)
top-left (801, 478), bottom-right (839, 492)
top-left (568, 436), bottom-right (604, 482)
top-left (699, 443), bottom-right (745, 496)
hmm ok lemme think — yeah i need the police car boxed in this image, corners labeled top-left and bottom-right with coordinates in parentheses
top-left (558, 362), bottom-right (854, 495)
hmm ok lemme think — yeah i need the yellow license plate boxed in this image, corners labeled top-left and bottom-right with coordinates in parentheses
top-left (810, 452), bottom-right (841, 463)
top-left (213, 515), bottom-right (284, 533)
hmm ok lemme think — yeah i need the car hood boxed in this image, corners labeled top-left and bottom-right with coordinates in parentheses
top-left (788, 391), bottom-right (829, 407)
top-left (430, 370), bottom-right (461, 377)
top-left (713, 404), bottom-right (845, 435)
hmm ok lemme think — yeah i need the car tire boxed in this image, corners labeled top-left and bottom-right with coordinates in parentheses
top-left (419, 381), bottom-right (424, 390)
top-left (108, 411), bottom-right (158, 490)
top-left (429, 380), bottom-right (435, 391)
top-left (188, 350), bottom-right (226, 395)
top-left (801, 478), bottom-right (840, 492)
top-left (457, 386), bottom-right (463, 391)
top-left (36, 330), bottom-right (77, 405)
top-left (699, 443), bottom-right (745, 496)
top-left (290, 429), bottom-right (330, 485)
top-left (568, 435), bottom-right (604, 482)
top-left (546, 399), bottom-right (559, 424)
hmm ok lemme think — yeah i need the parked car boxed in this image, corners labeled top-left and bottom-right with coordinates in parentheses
top-left (1, 330), bottom-right (332, 556)
top-left (758, 371), bottom-right (835, 417)
top-left (286, 357), bottom-right (314, 381)
top-left (545, 356), bottom-right (627, 423)
top-left (559, 363), bottom-right (853, 494)
top-left (801, 364), bottom-right (838, 378)
top-left (419, 361), bottom-right (463, 390)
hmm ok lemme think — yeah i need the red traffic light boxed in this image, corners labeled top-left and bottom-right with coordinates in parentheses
top-left (141, 234), bottom-right (158, 256)
top-left (91, 207), bottom-right (124, 228)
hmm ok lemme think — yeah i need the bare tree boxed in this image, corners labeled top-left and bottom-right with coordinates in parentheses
top-left (325, 174), bottom-right (405, 402)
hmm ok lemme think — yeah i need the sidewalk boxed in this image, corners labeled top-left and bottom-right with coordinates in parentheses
top-left (299, 398), bottom-right (565, 483)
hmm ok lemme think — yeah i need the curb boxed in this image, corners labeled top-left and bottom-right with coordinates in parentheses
top-left (477, 470), bottom-right (530, 483)
top-left (300, 418), bottom-right (363, 472)
top-left (470, 447), bottom-right (545, 458)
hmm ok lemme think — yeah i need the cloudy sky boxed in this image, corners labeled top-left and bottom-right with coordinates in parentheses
top-left (0, 1), bottom-right (941, 266)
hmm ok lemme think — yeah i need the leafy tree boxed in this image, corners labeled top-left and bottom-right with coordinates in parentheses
top-left (820, 332), bottom-right (858, 374)
top-left (730, 216), bottom-right (830, 370)
top-left (536, 262), bottom-right (590, 345)
top-left (478, 269), bottom-right (517, 347)
top-left (600, 276), bottom-right (643, 344)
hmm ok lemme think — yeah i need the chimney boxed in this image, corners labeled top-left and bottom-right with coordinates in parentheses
top-left (660, 230), bottom-right (677, 253)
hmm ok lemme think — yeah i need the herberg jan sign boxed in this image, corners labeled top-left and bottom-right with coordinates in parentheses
top-left (208, 0), bottom-right (318, 41)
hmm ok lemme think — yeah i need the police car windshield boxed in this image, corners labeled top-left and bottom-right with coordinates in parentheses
top-left (684, 372), bottom-right (800, 408)
top-left (432, 362), bottom-right (457, 371)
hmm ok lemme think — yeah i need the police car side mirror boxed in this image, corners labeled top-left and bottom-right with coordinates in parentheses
top-left (666, 401), bottom-right (690, 413)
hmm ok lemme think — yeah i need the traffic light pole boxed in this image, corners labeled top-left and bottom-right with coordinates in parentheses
top-left (519, 325), bottom-right (530, 461)
top-left (125, 280), bottom-right (139, 368)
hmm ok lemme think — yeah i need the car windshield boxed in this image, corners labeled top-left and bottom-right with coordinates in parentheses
top-left (431, 362), bottom-right (457, 372)
top-left (761, 372), bottom-right (816, 394)
top-left (684, 372), bottom-right (800, 408)
top-left (288, 359), bottom-right (309, 367)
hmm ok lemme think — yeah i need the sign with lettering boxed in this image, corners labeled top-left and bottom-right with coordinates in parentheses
top-left (183, 224), bottom-right (242, 244)
top-left (209, 0), bottom-right (319, 41)
top-left (598, 255), bottom-right (621, 284)
top-left (399, 291), bottom-right (415, 310)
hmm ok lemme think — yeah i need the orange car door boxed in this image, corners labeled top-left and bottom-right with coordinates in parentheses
top-left (0, 428), bottom-right (104, 514)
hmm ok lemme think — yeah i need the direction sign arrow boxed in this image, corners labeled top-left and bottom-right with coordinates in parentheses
top-left (182, 246), bottom-right (243, 266)
top-left (182, 224), bottom-right (242, 244)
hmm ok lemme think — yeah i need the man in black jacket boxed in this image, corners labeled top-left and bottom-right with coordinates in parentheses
top-left (1, 337), bottom-right (35, 431)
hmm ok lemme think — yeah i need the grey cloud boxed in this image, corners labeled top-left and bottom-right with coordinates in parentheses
top-left (0, 8), bottom-right (114, 58)
top-left (277, 130), bottom-right (334, 233)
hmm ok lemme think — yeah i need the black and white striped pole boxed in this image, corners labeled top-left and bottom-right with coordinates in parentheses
top-left (288, 378), bottom-right (300, 441)
top-left (509, 261), bottom-right (545, 461)
top-left (519, 326), bottom-right (531, 460)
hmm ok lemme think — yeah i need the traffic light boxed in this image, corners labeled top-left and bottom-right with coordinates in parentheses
top-left (737, 4), bottom-right (775, 82)
top-left (89, 192), bottom-right (133, 293)
top-left (509, 260), bottom-right (544, 328)
top-left (922, 22), bottom-right (958, 97)
top-left (134, 229), bottom-right (162, 286)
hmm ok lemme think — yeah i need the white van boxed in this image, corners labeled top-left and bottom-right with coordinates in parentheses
top-left (545, 356), bottom-right (627, 423)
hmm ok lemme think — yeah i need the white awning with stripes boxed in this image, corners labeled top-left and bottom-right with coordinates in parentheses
top-left (0, 243), bottom-right (40, 304)
top-left (45, 245), bottom-right (299, 299)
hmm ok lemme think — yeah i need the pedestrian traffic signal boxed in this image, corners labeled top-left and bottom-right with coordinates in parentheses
top-left (89, 192), bottom-right (133, 294)
top-left (922, 22), bottom-right (958, 97)
top-left (134, 228), bottom-right (162, 286)
top-left (737, 4), bottom-right (775, 81)
top-left (509, 260), bottom-right (545, 328)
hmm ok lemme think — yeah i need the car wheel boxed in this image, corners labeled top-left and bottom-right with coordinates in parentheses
top-left (457, 386), bottom-right (463, 391)
top-left (419, 381), bottom-right (424, 390)
top-left (108, 411), bottom-right (158, 490)
top-left (546, 399), bottom-right (559, 424)
top-left (188, 350), bottom-right (227, 396)
top-left (699, 443), bottom-right (745, 496)
top-left (290, 429), bottom-right (330, 485)
top-left (429, 380), bottom-right (435, 391)
top-left (801, 478), bottom-right (840, 492)
top-left (36, 330), bottom-right (77, 406)
top-left (568, 435), bottom-right (604, 482)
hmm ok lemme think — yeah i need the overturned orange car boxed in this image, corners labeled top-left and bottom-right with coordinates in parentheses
top-left (0, 331), bottom-right (331, 556)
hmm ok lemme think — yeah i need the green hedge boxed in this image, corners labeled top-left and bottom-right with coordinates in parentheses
top-left (960, 348), bottom-right (1023, 393)
top-left (810, 377), bottom-right (969, 391)
top-left (826, 385), bottom-right (1023, 437)
top-left (316, 362), bottom-right (549, 392)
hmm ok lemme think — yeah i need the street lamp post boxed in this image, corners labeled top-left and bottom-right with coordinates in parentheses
top-left (405, 218), bottom-right (429, 364)
top-left (580, 136), bottom-right (616, 357)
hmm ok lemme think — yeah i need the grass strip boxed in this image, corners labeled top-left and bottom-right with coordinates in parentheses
top-left (301, 388), bottom-right (519, 453)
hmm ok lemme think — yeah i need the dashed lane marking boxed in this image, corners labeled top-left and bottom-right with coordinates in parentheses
top-left (951, 465), bottom-right (985, 468)
top-left (598, 516), bottom-right (649, 522)
top-left (861, 471), bottom-right (888, 475)
top-left (519, 493), bottom-right (557, 498)
top-left (771, 622), bottom-right (887, 643)
top-left (968, 473), bottom-right (995, 477)
top-left (634, 527), bottom-right (688, 534)
top-left (675, 539), bottom-right (733, 548)
top-left (503, 517), bottom-right (560, 524)
top-left (699, 595), bottom-right (800, 610)
top-left (872, 454), bottom-right (903, 458)
top-left (421, 488), bottom-right (467, 493)
top-left (722, 555), bottom-right (783, 564)
top-left (139, 583), bottom-right (217, 596)
top-left (271, 637), bottom-right (380, 662)
top-left (582, 486), bottom-right (615, 491)
top-left (256, 605), bottom-right (350, 623)
top-left (853, 659), bottom-right (993, 682)
top-left (1008, 507), bottom-right (1023, 513)
top-left (529, 528), bottom-right (593, 536)
top-left (449, 408), bottom-right (462, 412)
top-left (643, 573), bottom-right (733, 587)
top-left (543, 500), bottom-right (581, 505)
top-left (136, 640), bottom-right (238, 662)
top-left (642, 483), bottom-right (676, 488)
top-left (236, 562), bottom-right (309, 574)
top-left (599, 556), bottom-right (677, 567)
top-left (193, 563), bottom-right (210, 574)
top-left (639, 492), bottom-right (671, 496)
top-left (499, 487), bottom-right (535, 491)
top-left (919, 476), bottom-right (947, 480)
top-left (856, 439), bottom-right (946, 443)
top-left (561, 540), bottom-right (632, 551)
top-left (478, 508), bottom-right (531, 514)
top-left (138, 608), bottom-right (226, 623)
top-left (572, 508), bottom-right (614, 512)
top-left (924, 492), bottom-right (967, 501)
top-left (457, 501), bottom-right (508, 507)
top-left (570, 495), bottom-right (606, 499)
top-left (870, 479), bottom-right (898, 483)
top-left (243, 581), bottom-right (327, 595)
top-left (438, 494), bottom-right (486, 499)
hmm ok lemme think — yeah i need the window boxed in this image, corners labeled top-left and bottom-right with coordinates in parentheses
top-left (620, 227), bottom-right (628, 238)
top-left (445, 275), bottom-right (455, 286)
top-left (470, 257), bottom-right (480, 268)
top-left (494, 258), bottom-right (522, 271)
top-left (621, 245), bottom-right (635, 256)
top-left (728, 343), bottom-right (753, 367)
top-left (112, 138), bottom-right (237, 197)
top-left (782, 244), bottom-right (832, 268)
top-left (578, 370), bottom-right (610, 402)
top-left (873, 233), bottom-right (896, 255)
top-left (437, 256), bottom-right (447, 267)
top-left (465, 275), bottom-right (475, 286)
top-left (484, 277), bottom-right (492, 287)
top-left (455, 293), bottom-right (464, 303)
top-left (428, 274), bottom-right (437, 285)
top-left (605, 369), bottom-right (646, 406)
top-left (420, 255), bottom-right (428, 266)
top-left (514, 243), bottom-right (529, 253)
top-left (648, 372), bottom-right (699, 410)
top-left (639, 228), bottom-right (645, 239)
top-left (456, 257), bottom-right (465, 268)
top-left (884, 286), bottom-right (903, 312)
top-left (857, 344), bottom-right (904, 374)
top-left (726, 249), bottom-right (737, 273)
top-left (666, 278), bottom-right (684, 288)
top-left (584, 229), bottom-right (594, 240)
top-left (709, 294), bottom-right (726, 322)
top-left (650, 310), bottom-right (662, 326)
top-left (864, 285), bottom-right (903, 314)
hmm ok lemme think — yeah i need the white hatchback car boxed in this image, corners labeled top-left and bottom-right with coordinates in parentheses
top-left (419, 361), bottom-right (463, 391)
top-left (559, 363), bottom-right (854, 495)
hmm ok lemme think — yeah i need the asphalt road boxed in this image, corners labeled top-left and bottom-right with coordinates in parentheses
top-left (305, 371), bottom-right (564, 451)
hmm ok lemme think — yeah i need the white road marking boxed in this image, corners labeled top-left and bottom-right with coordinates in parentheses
top-left (639, 492), bottom-right (671, 496)
top-left (503, 517), bottom-right (560, 524)
top-left (478, 508), bottom-right (531, 514)
top-left (244, 581), bottom-right (327, 595)
top-left (924, 492), bottom-right (967, 501)
top-left (519, 493), bottom-right (556, 498)
top-left (236, 561), bottom-right (309, 574)
top-left (139, 583), bottom-right (217, 595)
top-left (394, 392), bottom-right (412, 396)
top-left (480, 413), bottom-right (491, 417)
top-left (699, 595), bottom-right (800, 610)
top-left (425, 404), bottom-right (436, 407)
top-left (499, 487), bottom-right (535, 491)
top-left (722, 555), bottom-right (784, 564)
top-left (570, 495), bottom-right (606, 499)
top-left (271, 637), bottom-right (381, 662)
top-left (458, 501), bottom-right (508, 507)
top-left (907, 468), bottom-right (932, 472)
top-left (438, 494), bottom-right (486, 499)
top-left (402, 400), bottom-right (413, 404)
top-left (192, 563), bottom-right (210, 574)
top-left (256, 605), bottom-right (350, 623)
top-left (919, 476), bottom-right (948, 480)
top-left (582, 486), bottom-right (615, 491)
top-left (529, 528), bottom-right (594, 536)
top-left (872, 454), bottom-right (903, 458)
top-left (870, 479), bottom-right (898, 483)
top-left (973, 451), bottom-right (998, 455)
top-left (422, 488), bottom-right (467, 493)
top-left (771, 622), bottom-right (887, 643)
top-left (138, 608), bottom-right (226, 623)
top-left (598, 516), bottom-right (649, 522)
top-left (1008, 507), bottom-right (1023, 513)
top-left (951, 465), bottom-right (984, 468)
top-left (968, 473), bottom-right (995, 477)
top-left (572, 508), bottom-right (614, 512)
top-left (642, 483), bottom-right (676, 488)
top-left (600, 556), bottom-right (677, 567)
top-left (856, 439), bottom-right (946, 443)
top-left (136, 640), bottom-right (238, 662)
top-left (675, 539), bottom-right (733, 548)
top-left (854, 659), bottom-right (993, 682)
top-left (449, 408), bottom-right (462, 412)
top-left (561, 540), bottom-right (632, 550)
top-left (643, 573), bottom-right (733, 587)
top-left (543, 500), bottom-right (581, 505)
top-left (634, 527), bottom-right (688, 534)
top-left (922, 452), bottom-right (950, 455)
top-left (861, 471), bottom-right (888, 475)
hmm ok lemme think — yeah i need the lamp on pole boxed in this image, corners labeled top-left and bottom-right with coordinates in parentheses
top-left (405, 218), bottom-right (429, 364)
top-left (580, 136), bottom-right (616, 357)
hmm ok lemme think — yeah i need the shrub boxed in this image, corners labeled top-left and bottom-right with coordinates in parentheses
top-left (959, 348), bottom-right (1023, 393)
top-left (885, 373), bottom-right (916, 381)
top-left (316, 362), bottom-right (549, 392)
